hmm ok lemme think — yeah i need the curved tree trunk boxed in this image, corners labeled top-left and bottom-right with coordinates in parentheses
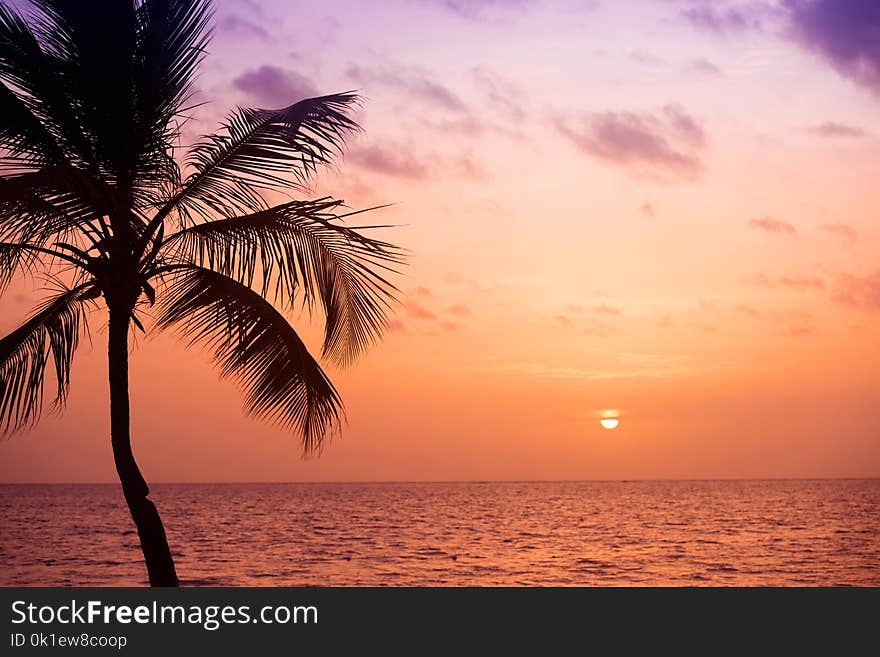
top-left (108, 306), bottom-right (179, 587)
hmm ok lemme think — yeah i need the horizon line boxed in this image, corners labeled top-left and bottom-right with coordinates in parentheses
top-left (1, 476), bottom-right (878, 486)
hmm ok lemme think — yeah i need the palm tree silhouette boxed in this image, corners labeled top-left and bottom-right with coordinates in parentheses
top-left (0, 0), bottom-right (402, 586)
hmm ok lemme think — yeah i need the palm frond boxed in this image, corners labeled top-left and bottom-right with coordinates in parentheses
top-left (0, 169), bottom-right (105, 245)
top-left (161, 198), bottom-right (404, 366)
top-left (161, 93), bottom-right (361, 223)
top-left (0, 282), bottom-right (94, 433)
top-left (153, 265), bottom-right (343, 451)
top-left (0, 2), bottom-right (99, 172)
top-left (0, 241), bottom-right (40, 293)
top-left (2, 1), bottom-right (208, 206)
top-left (133, 0), bottom-right (212, 143)
top-left (129, 0), bottom-right (213, 204)
top-left (0, 80), bottom-right (65, 171)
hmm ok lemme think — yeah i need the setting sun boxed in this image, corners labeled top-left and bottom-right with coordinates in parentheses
top-left (600, 418), bottom-right (620, 430)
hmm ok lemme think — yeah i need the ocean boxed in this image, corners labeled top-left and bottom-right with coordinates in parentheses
top-left (1, 480), bottom-right (877, 586)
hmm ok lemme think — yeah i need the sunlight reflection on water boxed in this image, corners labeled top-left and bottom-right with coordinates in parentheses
top-left (1, 479), bottom-right (877, 586)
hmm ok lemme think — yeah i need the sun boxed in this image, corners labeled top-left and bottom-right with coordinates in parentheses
top-left (597, 409), bottom-right (621, 430)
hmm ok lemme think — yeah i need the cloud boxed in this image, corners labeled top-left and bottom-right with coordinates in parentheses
top-left (748, 216), bottom-right (797, 236)
top-left (780, 321), bottom-right (815, 337)
top-left (348, 144), bottom-right (429, 180)
top-left (639, 201), bottom-right (655, 217)
top-left (406, 300), bottom-right (438, 320)
top-left (687, 57), bottom-right (723, 76)
top-left (443, 271), bottom-right (484, 291)
top-left (678, 2), bottom-right (880, 96)
top-left (346, 63), bottom-right (466, 113)
top-left (663, 105), bottom-right (706, 147)
top-left (555, 105), bottom-right (705, 181)
top-left (736, 304), bottom-right (761, 318)
top-left (217, 14), bottom-right (270, 40)
top-left (679, 3), bottom-right (767, 35)
top-left (398, 293), bottom-right (474, 333)
top-left (785, 0), bottom-right (880, 95)
top-left (232, 66), bottom-right (317, 107)
top-left (592, 304), bottom-right (622, 315)
top-left (386, 319), bottom-right (408, 334)
top-left (831, 271), bottom-right (880, 311)
top-left (775, 276), bottom-right (823, 289)
top-left (447, 303), bottom-right (473, 317)
top-left (810, 122), bottom-right (866, 138)
top-left (503, 354), bottom-right (693, 380)
top-left (555, 315), bottom-right (574, 328)
top-left (630, 50), bottom-right (666, 67)
top-left (751, 273), bottom-right (825, 290)
top-left (451, 153), bottom-right (490, 181)
top-left (418, 0), bottom-right (539, 21)
top-left (472, 66), bottom-right (526, 121)
top-left (583, 322), bottom-right (614, 337)
top-left (820, 222), bottom-right (858, 242)
top-left (736, 305), bottom-right (816, 336)
top-left (347, 143), bottom-right (485, 181)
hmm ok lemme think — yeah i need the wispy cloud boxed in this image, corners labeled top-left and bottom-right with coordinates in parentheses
top-left (679, 3), bottom-right (769, 35)
top-left (472, 66), bottom-right (526, 121)
top-left (348, 144), bottom-right (428, 180)
top-left (418, 0), bottom-right (540, 21)
top-left (232, 66), bottom-right (316, 107)
top-left (347, 143), bottom-right (487, 182)
top-left (386, 319), bottom-right (408, 334)
top-left (555, 105), bottom-right (706, 181)
top-left (736, 305), bottom-right (817, 336)
top-left (810, 122), bottom-right (866, 138)
top-left (676, 2), bottom-right (880, 96)
top-left (687, 57), bottom-right (723, 76)
top-left (451, 152), bottom-right (490, 181)
top-left (832, 271), bottom-right (880, 311)
top-left (217, 14), bottom-right (270, 40)
top-left (750, 273), bottom-right (825, 290)
top-left (448, 303), bottom-right (473, 317)
top-left (749, 216), bottom-right (797, 236)
top-left (820, 222), bottom-right (858, 242)
top-left (630, 50), bottom-right (666, 67)
top-left (503, 353), bottom-right (694, 380)
top-left (346, 63), bottom-right (466, 113)
top-left (406, 300), bottom-right (438, 320)
top-left (592, 304), bottom-right (622, 315)
top-left (785, 1), bottom-right (880, 96)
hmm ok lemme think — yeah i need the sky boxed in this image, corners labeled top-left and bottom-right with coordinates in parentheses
top-left (1, 0), bottom-right (879, 482)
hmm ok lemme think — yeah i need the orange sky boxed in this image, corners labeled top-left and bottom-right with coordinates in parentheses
top-left (1, 0), bottom-right (878, 482)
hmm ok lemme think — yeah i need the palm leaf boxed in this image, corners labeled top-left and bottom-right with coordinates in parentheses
top-left (0, 80), bottom-right (66, 171)
top-left (0, 169), bottom-right (106, 246)
top-left (128, 0), bottom-right (213, 204)
top-left (153, 265), bottom-right (343, 451)
top-left (161, 198), bottom-right (403, 365)
top-left (0, 241), bottom-right (41, 293)
top-left (0, 283), bottom-right (94, 432)
top-left (0, 2), bottom-right (99, 173)
top-left (160, 93), bottom-right (361, 223)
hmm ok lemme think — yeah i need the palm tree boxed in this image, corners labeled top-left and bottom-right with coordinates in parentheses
top-left (0, 0), bottom-right (402, 586)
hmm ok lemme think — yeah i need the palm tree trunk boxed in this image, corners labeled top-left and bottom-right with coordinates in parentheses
top-left (108, 305), bottom-right (179, 587)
